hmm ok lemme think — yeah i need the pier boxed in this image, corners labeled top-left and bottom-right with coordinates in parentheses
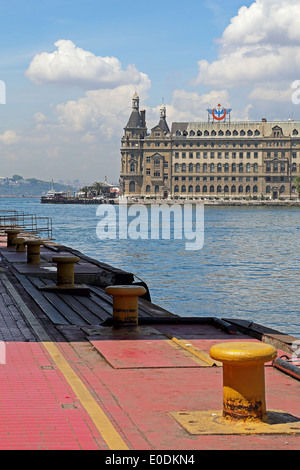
top-left (0, 218), bottom-right (299, 450)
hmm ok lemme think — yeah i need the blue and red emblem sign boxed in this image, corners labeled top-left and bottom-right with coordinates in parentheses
top-left (212, 105), bottom-right (226, 121)
top-left (207, 104), bottom-right (232, 121)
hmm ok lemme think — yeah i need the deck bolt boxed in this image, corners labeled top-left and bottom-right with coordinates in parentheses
top-left (12, 237), bottom-right (26, 252)
top-left (52, 256), bottom-right (80, 288)
top-left (24, 239), bottom-right (44, 264)
top-left (210, 342), bottom-right (277, 422)
top-left (105, 285), bottom-right (146, 328)
top-left (5, 229), bottom-right (21, 247)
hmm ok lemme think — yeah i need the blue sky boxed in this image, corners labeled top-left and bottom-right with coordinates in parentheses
top-left (0, 0), bottom-right (299, 184)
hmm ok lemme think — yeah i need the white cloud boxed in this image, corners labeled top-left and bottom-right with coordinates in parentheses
top-left (54, 77), bottom-right (151, 133)
top-left (249, 86), bottom-right (292, 102)
top-left (34, 112), bottom-right (48, 123)
top-left (193, 0), bottom-right (300, 96)
top-left (0, 130), bottom-right (19, 145)
top-left (25, 40), bottom-right (148, 89)
top-left (220, 0), bottom-right (300, 49)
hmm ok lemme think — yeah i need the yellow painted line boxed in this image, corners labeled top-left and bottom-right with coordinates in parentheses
top-left (42, 342), bottom-right (129, 450)
top-left (0, 273), bottom-right (129, 450)
top-left (166, 334), bottom-right (221, 367)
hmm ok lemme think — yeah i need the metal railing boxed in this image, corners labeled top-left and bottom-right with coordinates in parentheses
top-left (0, 210), bottom-right (53, 239)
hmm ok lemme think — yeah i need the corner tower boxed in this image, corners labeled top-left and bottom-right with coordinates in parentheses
top-left (120, 93), bottom-right (147, 196)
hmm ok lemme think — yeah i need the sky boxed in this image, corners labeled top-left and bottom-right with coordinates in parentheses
top-left (1, 0), bottom-right (300, 185)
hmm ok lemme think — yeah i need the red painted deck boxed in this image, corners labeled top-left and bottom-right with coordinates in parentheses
top-left (0, 231), bottom-right (299, 450)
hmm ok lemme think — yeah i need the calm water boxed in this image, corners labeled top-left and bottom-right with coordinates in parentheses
top-left (1, 197), bottom-right (300, 338)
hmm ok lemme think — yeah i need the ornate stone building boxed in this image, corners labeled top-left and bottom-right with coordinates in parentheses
top-left (120, 94), bottom-right (300, 199)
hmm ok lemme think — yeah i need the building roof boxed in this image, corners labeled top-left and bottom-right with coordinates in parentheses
top-left (156, 116), bottom-right (170, 134)
top-left (171, 120), bottom-right (300, 138)
top-left (125, 110), bottom-right (145, 129)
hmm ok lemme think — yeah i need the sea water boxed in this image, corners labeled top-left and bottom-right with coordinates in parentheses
top-left (1, 197), bottom-right (300, 338)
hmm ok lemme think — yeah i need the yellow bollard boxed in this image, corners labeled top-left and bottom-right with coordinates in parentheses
top-left (13, 237), bottom-right (26, 252)
top-left (24, 239), bottom-right (44, 264)
top-left (105, 285), bottom-right (146, 328)
top-left (210, 342), bottom-right (277, 422)
top-left (52, 256), bottom-right (80, 288)
top-left (5, 229), bottom-right (21, 247)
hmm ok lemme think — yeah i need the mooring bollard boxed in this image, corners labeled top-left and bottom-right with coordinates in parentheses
top-left (209, 342), bottom-right (277, 422)
top-left (5, 229), bottom-right (21, 247)
top-left (13, 237), bottom-right (26, 252)
top-left (24, 239), bottom-right (44, 264)
top-left (52, 256), bottom-right (80, 288)
top-left (105, 285), bottom-right (147, 328)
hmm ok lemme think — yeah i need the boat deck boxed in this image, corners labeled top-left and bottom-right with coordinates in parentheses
top-left (0, 230), bottom-right (299, 451)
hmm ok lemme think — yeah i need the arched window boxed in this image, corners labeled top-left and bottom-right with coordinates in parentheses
top-left (293, 129), bottom-right (299, 136)
top-left (231, 185), bottom-right (236, 193)
top-left (253, 185), bottom-right (258, 193)
top-left (174, 185), bottom-right (179, 193)
top-left (239, 163), bottom-right (244, 173)
top-left (232, 163), bottom-right (236, 172)
top-left (224, 163), bottom-right (229, 172)
top-left (280, 185), bottom-right (285, 193)
top-left (204, 130), bottom-right (209, 136)
top-left (183, 130), bottom-right (188, 136)
top-left (253, 163), bottom-right (258, 173)
top-left (210, 163), bottom-right (215, 173)
top-left (246, 163), bottom-right (251, 172)
top-left (174, 163), bottom-right (179, 173)
top-left (217, 163), bottom-right (222, 172)
top-left (266, 185), bottom-right (271, 194)
top-left (224, 185), bottom-right (229, 193)
top-left (188, 185), bottom-right (193, 193)
top-left (195, 185), bottom-right (200, 193)
top-left (181, 185), bottom-right (186, 193)
top-left (189, 163), bottom-right (193, 172)
top-left (196, 163), bottom-right (200, 172)
top-left (247, 130), bottom-right (253, 136)
top-left (211, 130), bottom-right (216, 136)
top-left (254, 130), bottom-right (260, 136)
top-left (217, 185), bottom-right (222, 193)
top-left (218, 130), bottom-right (224, 136)
top-left (190, 130), bottom-right (195, 136)
top-left (197, 130), bottom-right (202, 136)
top-left (240, 130), bottom-right (245, 136)
top-left (246, 185), bottom-right (251, 193)
top-left (203, 185), bottom-right (207, 193)
top-left (130, 163), bottom-right (135, 173)
top-left (176, 130), bottom-right (181, 136)
top-left (226, 130), bottom-right (231, 136)
top-left (238, 185), bottom-right (243, 193)
top-left (210, 185), bottom-right (214, 193)
top-left (129, 181), bottom-right (135, 193)
top-left (203, 163), bottom-right (208, 172)
top-left (233, 130), bottom-right (238, 136)
top-left (146, 185), bottom-right (150, 193)
top-left (182, 163), bottom-right (186, 172)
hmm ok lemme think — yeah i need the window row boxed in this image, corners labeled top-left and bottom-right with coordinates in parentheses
top-left (174, 163), bottom-right (259, 173)
top-left (174, 129), bottom-right (261, 137)
top-left (172, 184), bottom-right (286, 194)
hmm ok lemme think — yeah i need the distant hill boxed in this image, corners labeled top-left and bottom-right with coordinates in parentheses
top-left (0, 177), bottom-right (74, 196)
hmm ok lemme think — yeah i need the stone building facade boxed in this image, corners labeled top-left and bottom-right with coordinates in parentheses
top-left (120, 94), bottom-right (300, 199)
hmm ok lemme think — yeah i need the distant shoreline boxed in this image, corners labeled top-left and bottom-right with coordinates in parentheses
top-left (1, 195), bottom-right (300, 206)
